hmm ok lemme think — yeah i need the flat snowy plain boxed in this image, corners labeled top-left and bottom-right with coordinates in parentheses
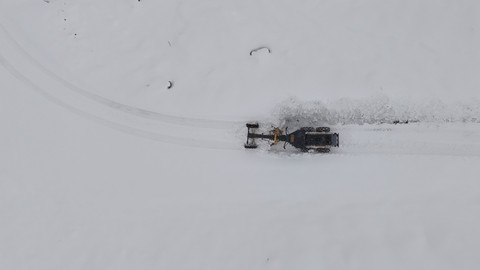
top-left (1, 1), bottom-right (480, 269)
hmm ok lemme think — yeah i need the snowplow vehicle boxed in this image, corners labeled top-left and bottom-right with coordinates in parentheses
top-left (244, 123), bottom-right (339, 153)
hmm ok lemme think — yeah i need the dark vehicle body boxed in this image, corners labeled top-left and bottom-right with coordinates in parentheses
top-left (244, 123), bottom-right (339, 152)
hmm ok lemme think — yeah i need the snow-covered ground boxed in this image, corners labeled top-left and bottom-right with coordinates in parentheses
top-left (1, 1), bottom-right (480, 269)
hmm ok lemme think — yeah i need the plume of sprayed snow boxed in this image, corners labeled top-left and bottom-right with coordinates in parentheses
top-left (271, 96), bottom-right (480, 128)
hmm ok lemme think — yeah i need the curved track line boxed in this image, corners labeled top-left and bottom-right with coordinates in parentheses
top-left (0, 53), bottom-right (238, 151)
top-left (0, 23), bottom-right (243, 130)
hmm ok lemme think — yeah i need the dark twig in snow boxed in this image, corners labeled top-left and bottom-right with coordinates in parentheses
top-left (250, 46), bottom-right (271, 56)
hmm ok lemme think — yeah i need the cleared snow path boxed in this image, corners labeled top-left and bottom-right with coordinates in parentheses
top-left (3, 21), bottom-right (480, 156)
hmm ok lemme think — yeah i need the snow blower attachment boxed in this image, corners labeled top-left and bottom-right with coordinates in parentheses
top-left (244, 123), bottom-right (339, 153)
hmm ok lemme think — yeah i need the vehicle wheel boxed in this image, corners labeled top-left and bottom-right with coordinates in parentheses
top-left (246, 122), bottom-right (259, 128)
top-left (315, 148), bottom-right (330, 153)
top-left (300, 127), bottom-right (314, 132)
top-left (244, 144), bottom-right (258, 149)
top-left (316, 127), bottom-right (330, 132)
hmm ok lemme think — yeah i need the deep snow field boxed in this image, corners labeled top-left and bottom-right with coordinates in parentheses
top-left (1, 1), bottom-right (480, 269)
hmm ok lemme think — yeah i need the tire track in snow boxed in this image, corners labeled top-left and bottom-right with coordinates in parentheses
top-left (0, 23), bottom-right (243, 130)
top-left (0, 52), bottom-right (239, 151)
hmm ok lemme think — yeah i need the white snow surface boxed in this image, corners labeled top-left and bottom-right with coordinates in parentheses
top-left (1, 0), bottom-right (480, 269)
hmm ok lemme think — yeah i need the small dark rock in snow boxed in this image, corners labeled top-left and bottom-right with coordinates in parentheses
top-left (167, 81), bottom-right (173, 89)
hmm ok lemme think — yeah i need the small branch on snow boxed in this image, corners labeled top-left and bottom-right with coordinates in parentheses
top-left (249, 46), bottom-right (271, 56)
